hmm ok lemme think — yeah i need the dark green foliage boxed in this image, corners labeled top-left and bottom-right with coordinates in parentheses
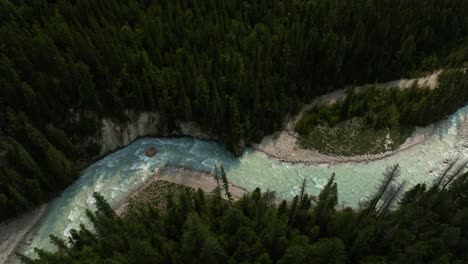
top-left (23, 163), bottom-right (468, 263)
top-left (296, 70), bottom-right (468, 136)
top-left (295, 70), bottom-right (467, 156)
top-left (0, 112), bottom-right (77, 220)
top-left (1, 0), bottom-right (467, 221)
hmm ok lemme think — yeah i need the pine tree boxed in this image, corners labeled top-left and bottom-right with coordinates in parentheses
top-left (219, 165), bottom-right (233, 206)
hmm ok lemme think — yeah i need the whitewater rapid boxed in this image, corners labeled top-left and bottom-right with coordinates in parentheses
top-left (21, 105), bottom-right (467, 258)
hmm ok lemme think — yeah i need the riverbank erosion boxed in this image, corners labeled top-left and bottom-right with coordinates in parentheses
top-left (253, 123), bottom-right (440, 165)
top-left (114, 166), bottom-right (248, 216)
top-left (85, 69), bottom-right (449, 167)
top-left (91, 71), bottom-right (444, 162)
top-left (98, 111), bottom-right (217, 156)
top-left (252, 70), bottom-right (458, 165)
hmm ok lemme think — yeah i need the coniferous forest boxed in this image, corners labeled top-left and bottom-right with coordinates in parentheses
top-left (21, 164), bottom-right (468, 264)
top-left (295, 69), bottom-right (468, 134)
top-left (0, 0), bottom-right (467, 225)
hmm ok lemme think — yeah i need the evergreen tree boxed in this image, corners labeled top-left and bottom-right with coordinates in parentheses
top-left (21, 167), bottom-right (468, 264)
top-left (0, 0), bottom-right (467, 223)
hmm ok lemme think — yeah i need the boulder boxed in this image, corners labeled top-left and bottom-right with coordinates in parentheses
top-left (145, 147), bottom-right (157, 157)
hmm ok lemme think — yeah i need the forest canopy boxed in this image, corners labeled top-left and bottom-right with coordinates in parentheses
top-left (0, 0), bottom-right (467, 220)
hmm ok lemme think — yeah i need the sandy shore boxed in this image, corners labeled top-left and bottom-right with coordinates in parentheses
top-left (0, 204), bottom-right (48, 264)
top-left (458, 115), bottom-right (468, 144)
top-left (253, 125), bottom-right (437, 165)
top-left (252, 70), bottom-right (444, 165)
top-left (381, 70), bottom-right (441, 90)
top-left (114, 166), bottom-right (248, 216)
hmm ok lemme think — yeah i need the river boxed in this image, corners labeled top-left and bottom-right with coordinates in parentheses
top-left (19, 105), bottom-right (467, 259)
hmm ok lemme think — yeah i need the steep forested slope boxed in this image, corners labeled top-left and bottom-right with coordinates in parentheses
top-left (1, 0), bottom-right (467, 220)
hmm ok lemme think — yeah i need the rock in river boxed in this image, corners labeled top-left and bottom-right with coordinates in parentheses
top-left (145, 147), bottom-right (157, 157)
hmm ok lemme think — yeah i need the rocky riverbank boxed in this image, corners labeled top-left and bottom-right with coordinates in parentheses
top-left (252, 70), bottom-right (444, 165)
top-left (99, 112), bottom-right (217, 156)
top-left (1, 205), bottom-right (47, 264)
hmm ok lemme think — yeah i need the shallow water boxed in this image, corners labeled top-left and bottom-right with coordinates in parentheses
top-left (22, 105), bottom-right (467, 258)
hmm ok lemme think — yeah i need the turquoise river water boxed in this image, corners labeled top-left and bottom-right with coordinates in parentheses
top-left (21, 105), bottom-right (467, 258)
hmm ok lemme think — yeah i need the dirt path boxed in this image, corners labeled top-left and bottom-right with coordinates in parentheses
top-left (253, 70), bottom-right (444, 165)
